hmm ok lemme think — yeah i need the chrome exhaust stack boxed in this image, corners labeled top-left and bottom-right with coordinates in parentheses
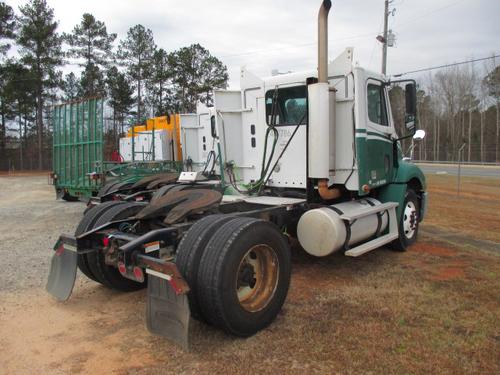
top-left (308, 0), bottom-right (333, 187)
top-left (318, 0), bottom-right (331, 84)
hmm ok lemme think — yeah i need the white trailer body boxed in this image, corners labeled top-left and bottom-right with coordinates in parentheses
top-left (120, 130), bottom-right (173, 162)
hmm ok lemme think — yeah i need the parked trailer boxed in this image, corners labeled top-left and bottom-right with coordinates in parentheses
top-left (47, 1), bottom-right (427, 350)
top-left (50, 98), bottom-right (184, 202)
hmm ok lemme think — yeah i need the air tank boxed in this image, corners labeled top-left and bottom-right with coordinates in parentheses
top-left (297, 198), bottom-right (388, 257)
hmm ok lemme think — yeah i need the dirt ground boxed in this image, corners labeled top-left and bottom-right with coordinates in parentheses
top-left (0, 175), bottom-right (499, 375)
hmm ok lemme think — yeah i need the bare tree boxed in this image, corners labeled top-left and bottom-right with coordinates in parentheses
top-left (477, 79), bottom-right (491, 162)
top-left (483, 56), bottom-right (500, 162)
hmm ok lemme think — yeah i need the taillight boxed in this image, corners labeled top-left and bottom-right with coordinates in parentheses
top-left (133, 267), bottom-right (145, 282)
top-left (118, 262), bottom-right (126, 275)
top-left (102, 236), bottom-right (110, 247)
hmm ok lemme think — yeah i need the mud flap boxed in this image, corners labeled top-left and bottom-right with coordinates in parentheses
top-left (46, 243), bottom-right (78, 301)
top-left (146, 273), bottom-right (191, 351)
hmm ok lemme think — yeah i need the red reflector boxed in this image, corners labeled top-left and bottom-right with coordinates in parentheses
top-left (133, 267), bottom-right (144, 282)
top-left (169, 277), bottom-right (182, 295)
top-left (55, 245), bottom-right (65, 256)
top-left (102, 237), bottom-right (110, 247)
top-left (118, 262), bottom-right (126, 275)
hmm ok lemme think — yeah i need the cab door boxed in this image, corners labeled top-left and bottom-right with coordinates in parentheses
top-left (365, 79), bottom-right (394, 187)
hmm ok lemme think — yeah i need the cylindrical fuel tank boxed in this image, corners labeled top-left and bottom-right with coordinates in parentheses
top-left (297, 198), bottom-right (388, 257)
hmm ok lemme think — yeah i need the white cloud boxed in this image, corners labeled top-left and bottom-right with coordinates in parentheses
top-left (6, 0), bottom-right (500, 86)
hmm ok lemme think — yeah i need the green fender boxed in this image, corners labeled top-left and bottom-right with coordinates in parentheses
top-left (393, 161), bottom-right (426, 190)
top-left (377, 161), bottom-right (426, 221)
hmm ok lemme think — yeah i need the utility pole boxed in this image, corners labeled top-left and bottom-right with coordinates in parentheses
top-left (382, 0), bottom-right (389, 75)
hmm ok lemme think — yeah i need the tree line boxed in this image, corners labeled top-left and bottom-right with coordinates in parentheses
top-left (0, 0), bottom-right (228, 170)
top-left (1, 0), bottom-right (498, 171)
top-left (391, 60), bottom-right (499, 164)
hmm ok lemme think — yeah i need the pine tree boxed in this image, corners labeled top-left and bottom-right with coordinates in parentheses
top-left (17, 0), bottom-right (63, 170)
top-left (2, 61), bottom-right (36, 169)
top-left (106, 66), bottom-right (134, 145)
top-left (65, 13), bottom-right (116, 98)
top-left (147, 48), bottom-right (174, 116)
top-left (0, 2), bottom-right (16, 57)
top-left (62, 72), bottom-right (79, 101)
top-left (78, 62), bottom-right (106, 98)
top-left (117, 24), bottom-right (156, 124)
top-left (170, 44), bottom-right (228, 112)
top-left (0, 2), bottom-right (17, 168)
top-left (198, 53), bottom-right (229, 106)
top-left (0, 61), bottom-right (15, 168)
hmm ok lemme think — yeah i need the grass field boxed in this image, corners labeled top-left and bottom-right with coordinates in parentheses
top-left (425, 174), bottom-right (500, 242)
top-left (0, 174), bottom-right (499, 374)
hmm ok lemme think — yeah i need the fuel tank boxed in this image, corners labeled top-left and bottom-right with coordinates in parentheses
top-left (297, 198), bottom-right (388, 257)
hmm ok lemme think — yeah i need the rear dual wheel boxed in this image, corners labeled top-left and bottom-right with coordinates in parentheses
top-left (75, 201), bottom-right (146, 291)
top-left (75, 201), bottom-right (127, 282)
top-left (86, 202), bottom-right (147, 291)
top-left (176, 216), bottom-right (291, 336)
top-left (175, 215), bottom-right (234, 320)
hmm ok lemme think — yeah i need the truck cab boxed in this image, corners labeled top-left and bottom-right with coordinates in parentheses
top-left (207, 47), bottom-right (426, 229)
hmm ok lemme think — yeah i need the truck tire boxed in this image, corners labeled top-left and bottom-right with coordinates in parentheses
top-left (75, 201), bottom-right (127, 283)
top-left (175, 214), bottom-right (235, 320)
top-left (86, 202), bottom-right (147, 292)
top-left (197, 217), bottom-right (291, 336)
top-left (391, 189), bottom-right (420, 251)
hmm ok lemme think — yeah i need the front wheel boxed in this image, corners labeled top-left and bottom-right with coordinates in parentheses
top-left (391, 189), bottom-right (420, 251)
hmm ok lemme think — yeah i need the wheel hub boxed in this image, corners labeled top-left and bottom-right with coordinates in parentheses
top-left (236, 245), bottom-right (279, 312)
top-left (403, 201), bottom-right (418, 239)
top-left (237, 263), bottom-right (256, 288)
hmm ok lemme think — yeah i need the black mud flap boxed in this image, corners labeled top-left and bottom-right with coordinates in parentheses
top-left (46, 241), bottom-right (78, 301)
top-left (146, 274), bottom-right (191, 351)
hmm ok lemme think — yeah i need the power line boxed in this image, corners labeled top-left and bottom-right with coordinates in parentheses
top-left (394, 0), bottom-right (468, 30)
top-left (219, 31), bottom-right (381, 59)
top-left (393, 54), bottom-right (500, 77)
top-left (220, 0), bottom-right (470, 61)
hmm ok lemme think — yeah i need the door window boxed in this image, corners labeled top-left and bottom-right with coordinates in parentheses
top-left (367, 84), bottom-right (388, 126)
top-left (265, 86), bottom-right (307, 126)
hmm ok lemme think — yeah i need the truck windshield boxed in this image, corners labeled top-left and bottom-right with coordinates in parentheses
top-left (265, 86), bottom-right (307, 126)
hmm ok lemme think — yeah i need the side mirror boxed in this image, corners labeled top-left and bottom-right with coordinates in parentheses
top-left (405, 83), bottom-right (416, 116)
top-left (413, 129), bottom-right (426, 141)
top-left (404, 83), bottom-right (417, 131)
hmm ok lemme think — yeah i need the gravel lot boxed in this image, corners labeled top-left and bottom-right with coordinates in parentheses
top-left (0, 174), bottom-right (498, 375)
top-left (0, 175), bottom-right (86, 292)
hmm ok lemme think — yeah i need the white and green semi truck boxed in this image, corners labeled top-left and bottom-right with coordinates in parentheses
top-left (47, 0), bottom-right (427, 349)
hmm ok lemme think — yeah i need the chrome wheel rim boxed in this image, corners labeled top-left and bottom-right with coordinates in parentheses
top-left (403, 201), bottom-right (418, 239)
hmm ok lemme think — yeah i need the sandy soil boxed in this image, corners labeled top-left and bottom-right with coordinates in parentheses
top-left (0, 175), bottom-right (499, 375)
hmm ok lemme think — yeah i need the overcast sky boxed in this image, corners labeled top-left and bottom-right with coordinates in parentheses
top-left (6, 0), bottom-right (500, 86)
